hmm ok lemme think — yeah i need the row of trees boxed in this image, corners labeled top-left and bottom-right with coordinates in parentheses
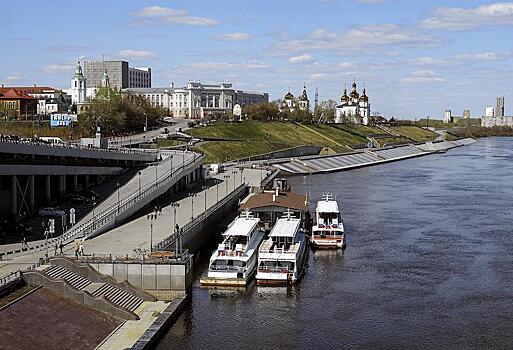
top-left (241, 99), bottom-right (339, 124)
top-left (76, 87), bottom-right (168, 136)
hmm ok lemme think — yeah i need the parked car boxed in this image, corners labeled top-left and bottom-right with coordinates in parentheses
top-left (38, 207), bottom-right (66, 217)
top-left (66, 194), bottom-right (91, 204)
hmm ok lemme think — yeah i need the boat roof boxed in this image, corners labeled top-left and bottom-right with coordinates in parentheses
top-left (316, 200), bottom-right (339, 213)
top-left (223, 216), bottom-right (260, 237)
top-left (269, 217), bottom-right (301, 238)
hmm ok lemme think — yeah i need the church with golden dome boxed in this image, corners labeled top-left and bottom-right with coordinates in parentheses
top-left (335, 81), bottom-right (370, 125)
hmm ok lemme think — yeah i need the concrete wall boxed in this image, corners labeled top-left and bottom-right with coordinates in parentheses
top-left (86, 256), bottom-right (193, 293)
top-left (237, 145), bottom-right (323, 162)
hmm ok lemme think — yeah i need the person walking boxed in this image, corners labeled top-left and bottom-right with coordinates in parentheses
top-left (21, 236), bottom-right (28, 250)
top-left (54, 242), bottom-right (58, 256)
top-left (78, 241), bottom-right (84, 256)
top-left (59, 241), bottom-right (64, 255)
top-left (74, 240), bottom-right (79, 258)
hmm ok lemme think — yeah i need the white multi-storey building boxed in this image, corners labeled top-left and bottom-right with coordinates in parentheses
top-left (335, 81), bottom-right (370, 125)
top-left (124, 81), bottom-right (269, 118)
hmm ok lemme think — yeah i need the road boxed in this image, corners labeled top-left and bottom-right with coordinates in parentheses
top-left (108, 119), bottom-right (191, 148)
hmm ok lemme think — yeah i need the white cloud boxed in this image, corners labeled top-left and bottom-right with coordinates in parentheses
top-left (271, 25), bottom-right (439, 55)
top-left (117, 49), bottom-right (156, 59)
top-left (400, 70), bottom-right (445, 84)
top-left (186, 61), bottom-right (269, 71)
top-left (210, 32), bottom-right (252, 41)
top-left (456, 52), bottom-right (498, 61)
top-left (131, 6), bottom-right (218, 26)
top-left (41, 63), bottom-right (75, 75)
top-left (408, 56), bottom-right (451, 66)
top-left (3, 73), bottom-right (22, 83)
top-left (421, 3), bottom-right (513, 30)
top-left (289, 54), bottom-right (314, 64)
top-left (309, 73), bottom-right (330, 80)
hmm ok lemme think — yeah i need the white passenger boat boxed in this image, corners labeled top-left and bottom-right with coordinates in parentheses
top-left (200, 211), bottom-right (265, 287)
top-left (310, 193), bottom-right (345, 249)
top-left (256, 211), bottom-right (308, 285)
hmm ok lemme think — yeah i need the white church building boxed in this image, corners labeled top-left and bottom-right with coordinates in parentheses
top-left (335, 81), bottom-right (370, 125)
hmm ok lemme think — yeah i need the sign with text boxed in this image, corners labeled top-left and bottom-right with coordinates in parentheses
top-left (50, 114), bottom-right (78, 127)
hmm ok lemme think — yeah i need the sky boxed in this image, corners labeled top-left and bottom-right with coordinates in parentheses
top-left (2, 0), bottom-right (513, 119)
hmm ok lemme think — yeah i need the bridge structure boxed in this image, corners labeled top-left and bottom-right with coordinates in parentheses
top-left (0, 150), bottom-right (204, 260)
top-left (0, 139), bottom-right (158, 221)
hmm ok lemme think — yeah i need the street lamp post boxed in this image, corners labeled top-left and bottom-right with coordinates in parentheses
top-left (116, 182), bottom-right (120, 214)
top-left (232, 170), bottom-right (238, 191)
top-left (223, 175), bottom-right (230, 196)
top-left (216, 183), bottom-right (219, 202)
top-left (147, 212), bottom-right (158, 253)
top-left (202, 185), bottom-right (209, 212)
top-left (171, 203), bottom-right (180, 257)
top-left (143, 112), bottom-right (148, 132)
top-left (138, 171), bottom-right (142, 196)
top-left (155, 163), bottom-right (158, 188)
top-left (189, 193), bottom-right (197, 220)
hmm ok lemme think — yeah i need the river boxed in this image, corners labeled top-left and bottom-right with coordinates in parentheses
top-left (157, 137), bottom-right (513, 349)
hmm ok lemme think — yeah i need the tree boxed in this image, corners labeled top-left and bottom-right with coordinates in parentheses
top-left (314, 99), bottom-right (337, 123)
top-left (77, 87), bottom-right (167, 136)
top-left (243, 102), bottom-right (280, 121)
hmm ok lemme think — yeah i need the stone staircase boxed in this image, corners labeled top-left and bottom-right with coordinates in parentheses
top-left (41, 264), bottom-right (144, 313)
top-left (91, 283), bottom-right (144, 312)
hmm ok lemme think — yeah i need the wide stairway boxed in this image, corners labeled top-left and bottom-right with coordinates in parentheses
top-left (42, 265), bottom-right (144, 312)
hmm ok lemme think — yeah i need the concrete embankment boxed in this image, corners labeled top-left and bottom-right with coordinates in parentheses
top-left (273, 138), bottom-right (476, 175)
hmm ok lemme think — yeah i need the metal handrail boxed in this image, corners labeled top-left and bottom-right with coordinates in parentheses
top-left (15, 153), bottom-right (203, 257)
top-left (0, 270), bottom-right (22, 289)
top-left (0, 137), bottom-right (156, 156)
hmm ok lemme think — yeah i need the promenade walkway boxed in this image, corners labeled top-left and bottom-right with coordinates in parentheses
top-left (0, 150), bottom-right (202, 258)
top-left (0, 166), bottom-right (271, 278)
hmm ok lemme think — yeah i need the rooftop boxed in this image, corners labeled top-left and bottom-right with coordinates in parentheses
top-left (269, 217), bottom-right (301, 238)
top-left (316, 199), bottom-right (339, 213)
top-left (0, 89), bottom-right (37, 100)
top-left (240, 191), bottom-right (309, 212)
top-left (223, 216), bottom-right (260, 237)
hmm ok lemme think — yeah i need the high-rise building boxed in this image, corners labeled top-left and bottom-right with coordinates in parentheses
top-left (463, 109), bottom-right (471, 119)
top-left (485, 106), bottom-right (495, 117)
top-left (443, 109), bottom-right (452, 123)
top-left (495, 96), bottom-right (505, 117)
top-left (83, 60), bottom-right (151, 98)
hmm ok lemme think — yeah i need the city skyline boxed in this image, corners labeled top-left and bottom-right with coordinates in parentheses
top-left (2, 0), bottom-right (513, 118)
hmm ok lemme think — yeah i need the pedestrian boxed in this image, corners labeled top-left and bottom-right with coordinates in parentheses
top-left (158, 206), bottom-right (162, 215)
top-left (21, 236), bottom-right (28, 250)
top-left (79, 241), bottom-right (84, 256)
top-left (54, 242), bottom-right (58, 255)
top-left (59, 241), bottom-right (64, 255)
top-left (74, 240), bottom-right (79, 258)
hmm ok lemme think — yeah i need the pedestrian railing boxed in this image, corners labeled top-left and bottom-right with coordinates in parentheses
top-left (2, 152), bottom-right (204, 261)
top-left (153, 183), bottom-right (248, 252)
top-left (0, 270), bottom-right (22, 289)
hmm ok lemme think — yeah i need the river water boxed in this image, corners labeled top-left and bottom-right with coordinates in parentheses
top-left (157, 138), bottom-right (513, 349)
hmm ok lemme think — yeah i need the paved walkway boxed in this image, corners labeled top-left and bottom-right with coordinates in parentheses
top-left (78, 167), bottom-right (269, 256)
top-left (0, 166), bottom-right (270, 277)
top-left (0, 150), bottom-right (196, 256)
top-left (97, 300), bottom-right (168, 350)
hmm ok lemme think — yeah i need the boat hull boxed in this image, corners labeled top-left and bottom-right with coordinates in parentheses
top-left (310, 236), bottom-right (345, 249)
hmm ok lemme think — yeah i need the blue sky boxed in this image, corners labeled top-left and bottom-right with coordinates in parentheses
top-left (2, 0), bottom-right (513, 118)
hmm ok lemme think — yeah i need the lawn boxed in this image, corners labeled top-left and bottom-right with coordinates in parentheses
top-left (391, 126), bottom-right (437, 142)
top-left (188, 121), bottom-right (368, 163)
